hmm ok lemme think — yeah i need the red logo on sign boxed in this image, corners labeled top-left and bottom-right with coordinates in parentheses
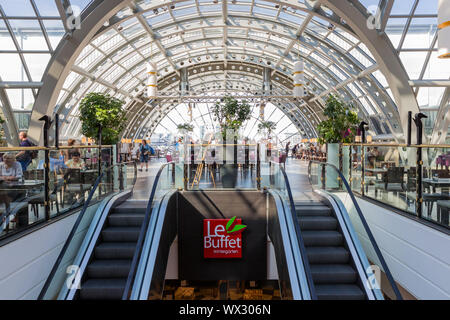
top-left (203, 217), bottom-right (246, 259)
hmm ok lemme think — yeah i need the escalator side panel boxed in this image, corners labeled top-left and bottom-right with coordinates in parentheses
top-left (131, 190), bottom-right (178, 300)
top-left (61, 192), bottom-right (129, 300)
top-left (267, 192), bottom-right (294, 300)
top-left (315, 190), bottom-right (384, 300)
top-left (141, 192), bottom-right (178, 300)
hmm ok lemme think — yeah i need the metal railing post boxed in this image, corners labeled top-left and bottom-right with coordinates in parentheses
top-left (321, 163), bottom-right (326, 189)
top-left (119, 164), bottom-right (124, 191)
top-left (414, 113), bottom-right (427, 219)
top-left (183, 163), bottom-right (188, 190)
top-left (39, 115), bottom-right (51, 221)
top-left (361, 145), bottom-right (365, 196)
top-left (257, 144), bottom-right (261, 190)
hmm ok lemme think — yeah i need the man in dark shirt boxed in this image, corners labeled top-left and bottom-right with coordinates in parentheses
top-left (15, 132), bottom-right (33, 172)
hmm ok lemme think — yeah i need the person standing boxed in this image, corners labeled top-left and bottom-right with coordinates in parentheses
top-left (139, 140), bottom-right (152, 172)
top-left (285, 142), bottom-right (291, 157)
top-left (292, 144), bottom-right (298, 159)
top-left (15, 132), bottom-right (34, 172)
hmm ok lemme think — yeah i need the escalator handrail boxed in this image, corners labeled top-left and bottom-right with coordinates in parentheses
top-left (308, 160), bottom-right (403, 300)
top-left (122, 162), bottom-right (175, 300)
top-left (38, 161), bottom-right (137, 300)
top-left (269, 161), bottom-right (317, 300)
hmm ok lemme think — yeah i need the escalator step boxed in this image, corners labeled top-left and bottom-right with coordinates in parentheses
top-left (294, 201), bottom-right (325, 207)
top-left (315, 284), bottom-right (365, 300)
top-left (87, 260), bottom-right (132, 278)
top-left (111, 204), bottom-right (147, 214)
top-left (310, 264), bottom-right (357, 284)
top-left (306, 247), bottom-right (350, 264)
top-left (102, 227), bottom-right (140, 242)
top-left (80, 279), bottom-right (127, 300)
top-left (303, 231), bottom-right (344, 246)
top-left (95, 242), bottom-right (136, 260)
top-left (298, 216), bottom-right (338, 230)
top-left (108, 213), bottom-right (145, 227)
top-left (296, 206), bottom-right (332, 217)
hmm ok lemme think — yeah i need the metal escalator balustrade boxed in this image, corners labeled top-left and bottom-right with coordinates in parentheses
top-left (78, 203), bottom-right (145, 300)
top-left (38, 161), bottom-right (138, 300)
top-left (122, 162), bottom-right (177, 300)
top-left (295, 200), bottom-right (365, 299)
top-left (264, 162), bottom-right (317, 300)
top-left (307, 160), bottom-right (403, 300)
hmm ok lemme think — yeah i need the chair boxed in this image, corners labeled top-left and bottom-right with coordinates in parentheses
top-left (436, 200), bottom-right (450, 226)
top-left (28, 172), bottom-right (61, 218)
top-left (432, 169), bottom-right (450, 179)
top-left (374, 167), bottom-right (405, 198)
top-left (24, 169), bottom-right (44, 181)
top-left (63, 169), bottom-right (92, 206)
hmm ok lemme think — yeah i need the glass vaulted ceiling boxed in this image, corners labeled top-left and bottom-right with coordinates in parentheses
top-left (0, 0), bottom-right (448, 143)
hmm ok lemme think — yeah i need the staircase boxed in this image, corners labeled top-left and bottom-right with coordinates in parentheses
top-left (295, 201), bottom-right (366, 300)
top-left (78, 201), bottom-right (146, 300)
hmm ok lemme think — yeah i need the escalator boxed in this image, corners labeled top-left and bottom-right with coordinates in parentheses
top-left (267, 161), bottom-right (403, 300)
top-left (40, 160), bottom-right (402, 300)
top-left (296, 201), bottom-right (365, 300)
top-left (39, 162), bottom-right (177, 300)
top-left (78, 201), bottom-right (145, 300)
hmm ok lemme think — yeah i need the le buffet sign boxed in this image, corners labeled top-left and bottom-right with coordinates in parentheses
top-left (203, 217), bottom-right (247, 259)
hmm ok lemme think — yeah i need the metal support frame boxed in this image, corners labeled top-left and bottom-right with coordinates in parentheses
top-left (26, 0), bottom-right (426, 146)
top-left (322, 0), bottom-right (421, 142)
top-left (0, 77), bottom-right (20, 146)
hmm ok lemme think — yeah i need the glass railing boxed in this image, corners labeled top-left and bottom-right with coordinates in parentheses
top-left (123, 162), bottom-right (176, 300)
top-left (342, 144), bottom-right (450, 229)
top-left (38, 161), bottom-right (137, 300)
top-left (267, 162), bottom-right (317, 300)
top-left (175, 143), bottom-right (260, 190)
top-left (308, 160), bottom-right (403, 300)
top-left (0, 145), bottom-right (115, 240)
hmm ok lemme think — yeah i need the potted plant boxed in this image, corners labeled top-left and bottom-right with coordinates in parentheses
top-left (257, 121), bottom-right (277, 139)
top-left (177, 123), bottom-right (194, 135)
top-left (317, 94), bottom-right (359, 188)
top-left (0, 116), bottom-right (6, 147)
top-left (258, 120), bottom-right (277, 161)
top-left (79, 92), bottom-right (127, 168)
top-left (212, 96), bottom-right (251, 188)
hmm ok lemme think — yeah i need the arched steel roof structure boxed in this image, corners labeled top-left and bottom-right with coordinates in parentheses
top-left (0, 0), bottom-right (448, 145)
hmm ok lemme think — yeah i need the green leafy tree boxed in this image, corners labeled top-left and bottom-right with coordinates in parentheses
top-left (212, 96), bottom-right (251, 138)
top-left (257, 121), bottom-right (277, 138)
top-left (0, 115), bottom-right (5, 143)
top-left (79, 92), bottom-right (127, 145)
top-left (177, 123), bottom-right (194, 132)
top-left (317, 95), bottom-right (360, 144)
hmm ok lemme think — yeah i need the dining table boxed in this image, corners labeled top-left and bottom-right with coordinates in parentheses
top-left (422, 178), bottom-right (450, 194)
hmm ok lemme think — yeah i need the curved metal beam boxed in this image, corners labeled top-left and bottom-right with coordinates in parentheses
top-left (321, 0), bottom-right (420, 142)
top-left (28, 0), bottom-right (133, 144)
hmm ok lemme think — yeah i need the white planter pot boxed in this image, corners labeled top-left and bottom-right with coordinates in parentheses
top-left (342, 145), bottom-right (350, 182)
top-left (326, 143), bottom-right (340, 189)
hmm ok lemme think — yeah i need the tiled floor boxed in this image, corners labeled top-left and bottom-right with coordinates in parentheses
top-left (161, 280), bottom-right (282, 300)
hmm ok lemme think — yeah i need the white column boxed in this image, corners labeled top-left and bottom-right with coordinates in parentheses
top-left (147, 62), bottom-right (157, 97)
top-left (438, 0), bottom-right (450, 58)
top-left (293, 61), bottom-right (306, 97)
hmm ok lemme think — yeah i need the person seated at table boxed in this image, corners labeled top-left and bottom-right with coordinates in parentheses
top-left (37, 151), bottom-right (67, 174)
top-left (65, 152), bottom-right (86, 170)
top-left (367, 147), bottom-right (381, 169)
top-left (0, 153), bottom-right (23, 181)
